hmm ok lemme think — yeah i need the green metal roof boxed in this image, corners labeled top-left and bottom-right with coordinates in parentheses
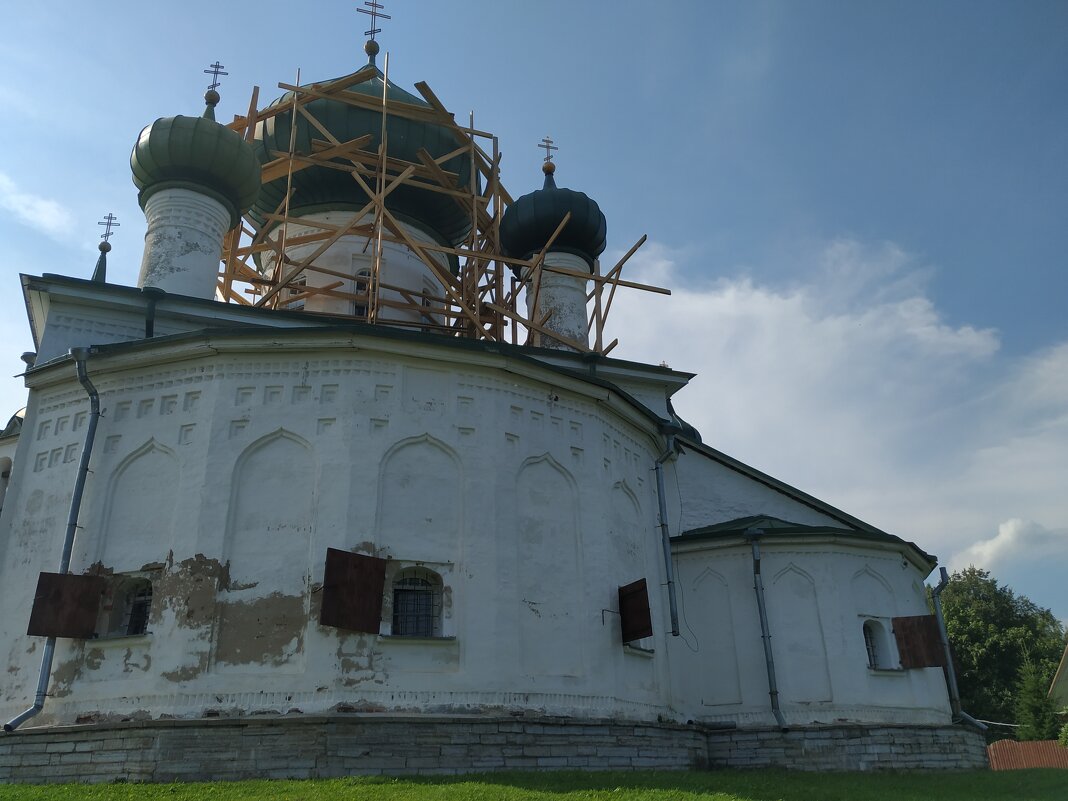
top-left (130, 112), bottom-right (261, 229)
top-left (674, 514), bottom-right (936, 566)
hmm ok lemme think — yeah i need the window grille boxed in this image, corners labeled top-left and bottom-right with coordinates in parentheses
top-left (863, 621), bottom-right (879, 669)
top-left (96, 576), bottom-right (153, 638)
top-left (123, 584), bottom-right (152, 636)
top-left (392, 568), bottom-right (442, 637)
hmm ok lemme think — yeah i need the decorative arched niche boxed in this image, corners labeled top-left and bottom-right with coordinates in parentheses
top-left (225, 429), bottom-right (316, 592)
top-left (768, 563), bottom-right (832, 703)
top-left (608, 480), bottom-right (644, 571)
top-left (375, 434), bottom-right (462, 563)
top-left (515, 454), bottom-right (582, 677)
top-left (98, 439), bottom-right (179, 569)
top-left (681, 565), bottom-right (742, 705)
top-left (850, 566), bottom-right (895, 618)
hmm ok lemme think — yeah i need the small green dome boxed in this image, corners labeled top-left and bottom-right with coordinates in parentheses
top-left (499, 165), bottom-right (607, 270)
top-left (131, 111), bottom-right (261, 229)
top-left (251, 67), bottom-right (474, 250)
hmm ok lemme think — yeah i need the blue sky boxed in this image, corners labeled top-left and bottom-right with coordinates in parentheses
top-left (1, 1), bottom-right (1065, 622)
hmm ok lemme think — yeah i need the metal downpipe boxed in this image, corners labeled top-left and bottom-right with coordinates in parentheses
top-left (747, 530), bottom-right (787, 730)
top-left (930, 567), bottom-right (988, 731)
top-left (654, 434), bottom-right (680, 637)
top-left (4, 348), bottom-right (101, 733)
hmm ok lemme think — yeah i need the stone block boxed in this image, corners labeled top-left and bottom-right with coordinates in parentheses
top-left (535, 756), bottom-right (571, 767)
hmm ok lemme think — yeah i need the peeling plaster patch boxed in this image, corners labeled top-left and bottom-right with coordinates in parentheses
top-left (153, 554), bottom-right (230, 683)
top-left (214, 593), bottom-right (305, 667)
top-left (153, 553), bottom-right (229, 628)
top-left (84, 647), bottom-right (105, 670)
top-left (335, 631), bottom-right (385, 688)
top-left (50, 645), bottom-right (87, 697)
top-left (162, 659), bottom-right (208, 683)
top-left (122, 648), bottom-right (151, 673)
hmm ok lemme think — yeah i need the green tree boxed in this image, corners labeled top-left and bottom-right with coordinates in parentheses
top-left (1015, 657), bottom-right (1060, 740)
top-left (934, 567), bottom-right (1065, 728)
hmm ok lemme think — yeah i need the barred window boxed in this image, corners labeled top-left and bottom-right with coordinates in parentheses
top-left (97, 576), bottom-right (153, 638)
top-left (863, 621), bottom-right (879, 669)
top-left (863, 619), bottom-right (895, 669)
top-left (392, 568), bottom-right (442, 637)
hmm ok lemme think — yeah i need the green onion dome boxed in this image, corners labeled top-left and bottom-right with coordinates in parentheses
top-left (250, 65), bottom-right (474, 250)
top-left (130, 92), bottom-right (261, 229)
top-left (499, 162), bottom-right (607, 271)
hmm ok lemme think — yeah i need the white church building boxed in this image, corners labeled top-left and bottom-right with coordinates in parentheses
top-left (0, 34), bottom-right (987, 781)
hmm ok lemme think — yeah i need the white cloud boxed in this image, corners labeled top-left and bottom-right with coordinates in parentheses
top-left (604, 238), bottom-right (1068, 620)
top-left (0, 171), bottom-right (76, 244)
top-left (955, 519), bottom-right (1067, 568)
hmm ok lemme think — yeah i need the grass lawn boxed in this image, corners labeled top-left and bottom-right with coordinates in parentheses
top-left (0, 770), bottom-right (1065, 801)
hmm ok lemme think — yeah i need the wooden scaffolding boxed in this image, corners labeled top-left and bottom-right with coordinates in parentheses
top-left (219, 58), bottom-right (667, 355)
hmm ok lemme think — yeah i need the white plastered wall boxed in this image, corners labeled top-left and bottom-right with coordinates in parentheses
top-left (0, 339), bottom-right (678, 726)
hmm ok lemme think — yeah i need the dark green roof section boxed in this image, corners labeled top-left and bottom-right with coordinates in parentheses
top-left (251, 68), bottom-right (473, 248)
top-left (674, 514), bottom-right (936, 566)
top-left (500, 167), bottom-right (607, 269)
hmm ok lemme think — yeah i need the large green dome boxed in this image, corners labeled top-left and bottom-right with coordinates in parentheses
top-left (251, 66), bottom-right (474, 248)
top-left (131, 108), bottom-right (261, 229)
top-left (499, 165), bottom-right (607, 270)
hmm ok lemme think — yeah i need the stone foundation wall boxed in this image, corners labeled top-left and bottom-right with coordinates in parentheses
top-left (0, 716), bottom-right (987, 784)
top-left (706, 724), bottom-right (989, 771)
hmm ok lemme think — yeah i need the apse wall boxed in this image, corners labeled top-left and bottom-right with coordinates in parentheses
top-left (0, 338), bottom-right (673, 726)
top-left (667, 539), bottom-right (950, 727)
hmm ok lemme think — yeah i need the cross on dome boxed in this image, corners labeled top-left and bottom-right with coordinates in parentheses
top-left (203, 62), bottom-right (228, 92)
top-left (98, 213), bottom-right (119, 243)
top-left (357, 1), bottom-right (391, 41)
top-left (539, 137), bottom-right (558, 163)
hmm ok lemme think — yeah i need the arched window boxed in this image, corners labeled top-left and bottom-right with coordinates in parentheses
top-left (862, 619), bottom-right (894, 669)
top-left (392, 567), bottom-right (443, 637)
top-left (863, 621), bottom-right (879, 668)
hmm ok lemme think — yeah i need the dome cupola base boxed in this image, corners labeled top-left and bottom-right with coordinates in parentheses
top-left (137, 188), bottom-right (231, 298)
top-left (526, 251), bottom-right (591, 352)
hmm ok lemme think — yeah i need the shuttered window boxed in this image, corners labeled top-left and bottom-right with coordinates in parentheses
top-left (618, 578), bottom-right (653, 644)
top-left (319, 549), bottom-right (387, 633)
top-left (27, 572), bottom-right (106, 639)
top-left (892, 614), bottom-right (946, 669)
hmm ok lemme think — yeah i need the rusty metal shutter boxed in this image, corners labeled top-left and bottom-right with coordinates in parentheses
top-left (892, 614), bottom-right (946, 668)
top-left (618, 578), bottom-right (653, 643)
top-left (27, 572), bottom-right (106, 638)
top-left (319, 548), bottom-right (386, 633)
